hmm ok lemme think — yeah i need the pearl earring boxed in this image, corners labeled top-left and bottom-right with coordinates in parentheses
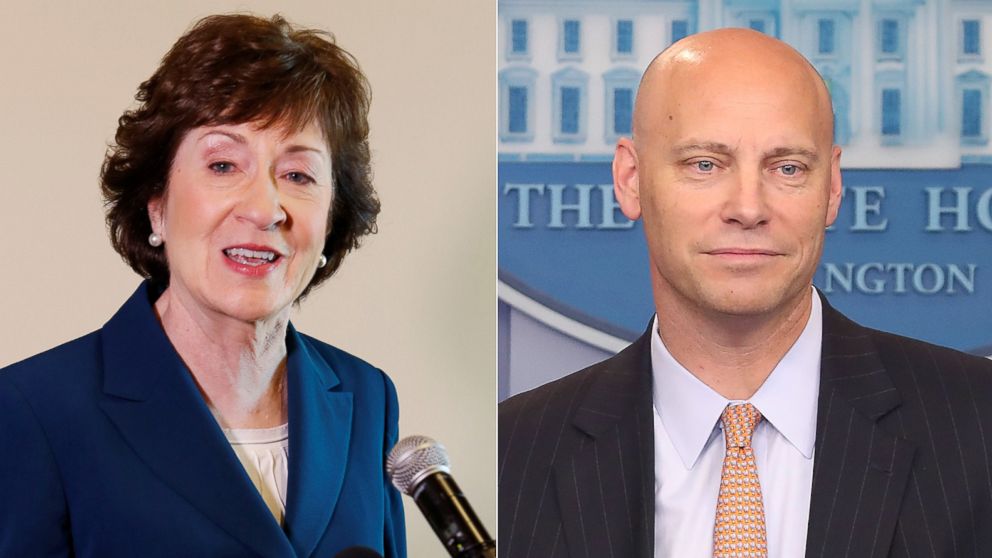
top-left (148, 232), bottom-right (163, 247)
top-left (318, 255), bottom-right (327, 268)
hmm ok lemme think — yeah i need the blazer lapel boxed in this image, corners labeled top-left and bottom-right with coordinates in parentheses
top-left (553, 328), bottom-right (654, 558)
top-left (283, 326), bottom-right (353, 558)
top-left (805, 294), bottom-right (916, 558)
top-left (97, 283), bottom-right (293, 558)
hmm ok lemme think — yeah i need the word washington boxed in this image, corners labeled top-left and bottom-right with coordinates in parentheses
top-left (819, 262), bottom-right (977, 294)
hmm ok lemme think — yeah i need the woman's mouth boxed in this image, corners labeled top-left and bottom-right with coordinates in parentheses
top-left (221, 245), bottom-right (285, 277)
top-left (223, 247), bottom-right (280, 267)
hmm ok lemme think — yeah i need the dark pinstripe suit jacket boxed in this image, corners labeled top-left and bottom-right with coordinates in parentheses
top-left (498, 295), bottom-right (992, 558)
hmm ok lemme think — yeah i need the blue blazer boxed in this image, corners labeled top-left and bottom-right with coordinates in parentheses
top-left (0, 282), bottom-right (405, 558)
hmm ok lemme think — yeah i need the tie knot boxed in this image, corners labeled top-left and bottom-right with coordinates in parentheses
top-left (721, 403), bottom-right (762, 449)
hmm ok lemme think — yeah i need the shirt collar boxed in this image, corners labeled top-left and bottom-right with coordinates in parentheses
top-left (651, 289), bottom-right (822, 469)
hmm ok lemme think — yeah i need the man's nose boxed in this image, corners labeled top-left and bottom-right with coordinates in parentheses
top-left (721, 168), bottom-right (770, 229)
top-left (236, 171), bottom-right (287, 231)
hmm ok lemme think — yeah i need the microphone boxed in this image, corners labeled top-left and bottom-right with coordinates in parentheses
top-left (333, 547), bottom-right (383, 558)
top-left (387, 435), bottom-right (496, 558)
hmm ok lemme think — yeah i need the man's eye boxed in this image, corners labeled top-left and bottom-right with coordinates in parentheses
top-left (286, 171), bottom-right (315, 185)
top-left (695, 160), bottom-right (715, 172)
top-left (780, 164), bottom-right (800, 176)
top-left (209, 161), bottom-right (234, 174)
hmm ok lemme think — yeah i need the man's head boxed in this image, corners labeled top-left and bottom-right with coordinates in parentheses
top-left (613, 28), bottom-right (842, 321)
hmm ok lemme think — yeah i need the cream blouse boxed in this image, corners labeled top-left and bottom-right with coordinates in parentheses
top-left (223, 423), bottom-right (290, 525)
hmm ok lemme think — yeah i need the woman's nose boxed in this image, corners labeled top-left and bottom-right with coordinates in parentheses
top-left (236, 173), bottom-right (287, 230)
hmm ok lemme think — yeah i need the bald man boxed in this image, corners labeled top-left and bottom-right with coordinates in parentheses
top-left (499, 29), bottom-right (992, 558)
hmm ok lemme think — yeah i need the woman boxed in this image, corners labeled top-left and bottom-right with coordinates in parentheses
top-left (0, 14), bottom-right (404, 558)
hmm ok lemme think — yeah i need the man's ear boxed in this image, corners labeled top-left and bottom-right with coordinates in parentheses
top-left (824, 145), bottom-right (843, 227)
top-left (613, 137), bottom-right (642, 221)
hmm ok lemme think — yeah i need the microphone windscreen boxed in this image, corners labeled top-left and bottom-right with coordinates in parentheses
top-left (387, 435), bottom-right (450, 494)
top-left (333, 546), bottom-right (383, 558)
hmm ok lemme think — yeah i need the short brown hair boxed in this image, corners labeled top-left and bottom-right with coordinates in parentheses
top-left (101, 14), bottom-right (378, 298)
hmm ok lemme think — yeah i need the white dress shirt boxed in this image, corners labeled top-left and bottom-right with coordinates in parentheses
top-left (653, 290), bottom-right (822, 558)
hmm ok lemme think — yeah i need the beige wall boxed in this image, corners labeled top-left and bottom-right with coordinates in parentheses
top-left (0, 1), bottom-right (495, 555)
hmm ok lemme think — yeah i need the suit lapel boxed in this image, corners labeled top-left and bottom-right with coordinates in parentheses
top-left (554, 328), bottom-right (654, 558)
top-left (283, 327), bottom-right (353, 558)
top-left (805, 294), bottom-right (916, 558)
top-left (97, 283), bottom-right (293, 558)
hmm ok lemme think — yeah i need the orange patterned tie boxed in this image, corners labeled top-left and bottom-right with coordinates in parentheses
top-left (713, 403), bottom-right (768, 558)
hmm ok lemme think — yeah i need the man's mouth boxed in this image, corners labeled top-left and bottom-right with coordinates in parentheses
top-left (223, 247), bottom-right (281, 267)
top-left (707, 248), bottom-right (781, 256)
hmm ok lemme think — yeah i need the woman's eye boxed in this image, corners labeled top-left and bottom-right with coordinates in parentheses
top-left (209, 161), bottom-right (235, 174)
top-left (285, 171), bottom-right (315, 185)
top-left (695, 160), bottom-right (715, 172)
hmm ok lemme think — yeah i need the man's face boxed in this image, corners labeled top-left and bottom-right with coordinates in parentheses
top-left (617, 57), bottom-right (842, 319)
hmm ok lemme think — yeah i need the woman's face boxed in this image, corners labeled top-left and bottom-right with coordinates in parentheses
top-left (149, 120), bottom-right (333, 323)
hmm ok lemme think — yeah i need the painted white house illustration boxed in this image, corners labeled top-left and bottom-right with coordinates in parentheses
top-left (499, 0), bottom-right (992, 168)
